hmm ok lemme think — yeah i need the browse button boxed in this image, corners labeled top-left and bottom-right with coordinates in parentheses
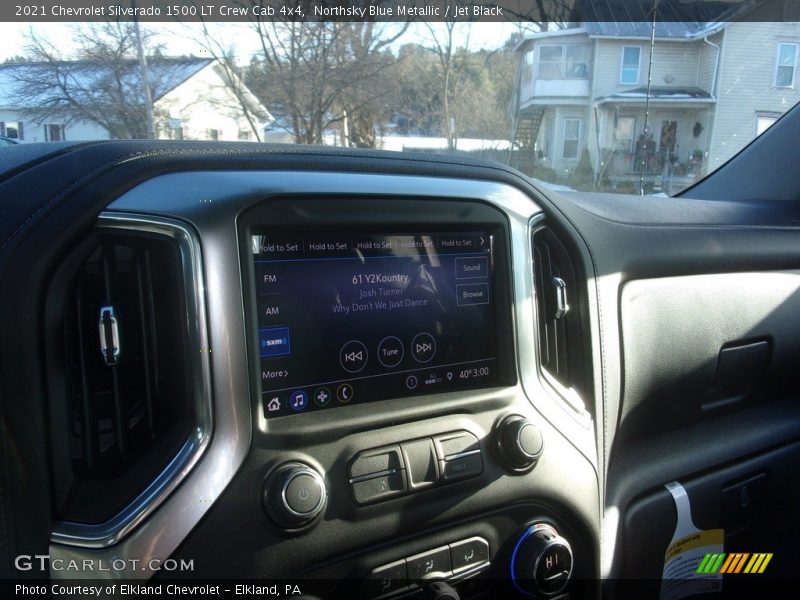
top-left (456, 283), bottom-right (489, 306)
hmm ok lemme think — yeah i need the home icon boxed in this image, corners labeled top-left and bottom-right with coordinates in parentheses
top-left (266, 397), bottom-right (281, 412)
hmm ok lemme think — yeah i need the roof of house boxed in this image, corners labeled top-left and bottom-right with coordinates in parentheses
top-left (579, 0), bottom-right (757, 38)
top-left (595, 85), bottom-right (715, 102)
top-left (517, 0), bottom-right (764, 46)
top-left (0, 57), bottom-right (213, 107)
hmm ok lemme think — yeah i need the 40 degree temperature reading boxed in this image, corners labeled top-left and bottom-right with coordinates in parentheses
top-left (460, 367), bottom-right (490, 379)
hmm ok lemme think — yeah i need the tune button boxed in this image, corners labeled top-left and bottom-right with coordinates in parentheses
top-left (377, 336), bottom-right (404, 368)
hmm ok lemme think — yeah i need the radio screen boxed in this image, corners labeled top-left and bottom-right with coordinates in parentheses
top-left (252, 231), bottom-right (497, 417)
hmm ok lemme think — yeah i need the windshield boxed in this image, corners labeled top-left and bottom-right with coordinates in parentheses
top-left (0, 0), bottom-right (797, 196)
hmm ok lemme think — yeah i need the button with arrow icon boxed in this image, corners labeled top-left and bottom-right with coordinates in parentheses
top-left (339, 340), bottom-right (368, 373)
top-left (411, 332), bottom-right (436, 363)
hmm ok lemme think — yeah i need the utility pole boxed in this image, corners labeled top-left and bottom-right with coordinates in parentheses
top-left (133, 3), bottom-right (156, 139)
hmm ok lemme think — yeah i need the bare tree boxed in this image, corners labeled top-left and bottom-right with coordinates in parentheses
top-left (244, 7), bottom-right (407, 146)
top-left (331, 22), bottom-right (408, 147)
top-left (424, 22), bottom-right (472, 151)
top-left (185, 21), bottom-right (271, 142)
top-left (7, 23), bottom-right (165, 139)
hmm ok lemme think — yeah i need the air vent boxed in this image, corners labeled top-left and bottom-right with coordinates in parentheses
top-left (46, 216), bottom-right (210, 546)
top-left (532, 226), bottom-right (588, 409)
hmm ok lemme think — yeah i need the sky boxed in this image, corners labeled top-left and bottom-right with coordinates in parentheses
top-left (0, 21), bottom-right (519, 64)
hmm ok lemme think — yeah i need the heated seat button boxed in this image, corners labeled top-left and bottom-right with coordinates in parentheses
top-left (449, 537), bottom-right (490, 574)
top-left (406, 546), bottom-right (452, 580)
top-left (352, 471), bottom-right (406, 505)
top-left (401, 438), bottom-right (439, 489)
top-left (441, 453), bottom-right (483, 482)
top-left (362, 560), bottom-right (408, 599)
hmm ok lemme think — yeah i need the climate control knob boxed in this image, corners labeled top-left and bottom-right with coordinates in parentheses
top-left (262, 462), bottom-right (327, 529)
top-left (496, 415), bottom-right (543, 471)
top-left (511, 523), bottom-right (573, 596)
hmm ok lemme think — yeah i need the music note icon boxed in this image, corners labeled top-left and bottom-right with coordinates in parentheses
top-left (289, 390), bottom-right (308, 412)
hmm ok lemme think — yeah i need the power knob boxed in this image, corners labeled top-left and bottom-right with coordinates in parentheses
top-left (262, 462), bottom-right (326, 529)
top-left (496, 415), bottom-right (544, 471)
top-left (511, 523), bottom-right (573, 596)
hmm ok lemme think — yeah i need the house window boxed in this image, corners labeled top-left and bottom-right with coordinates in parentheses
top-left (0, 121), bottom-right (24, 140)
top-left (620, 47), bottom-right (642, 85)
top-left (562, 118), bottom-right (582, 159)
top-left (775, 43), bottom-right (798, 87)
top-left (614, 116), bottom-right (636, 152)
top-left (44, 124), bottom-right (65, 142)
top-left (207, 128), bottom-right (219, 141)
top-left (238, 130), bottom-right (251, 141)
top-left (538, 45), bottom-right (589, 80)
top-left (756, 112), bottom-right (780, 135)
top-left (522, 49), bottom-right (534, 82)
top-left (543, 116), bottom-right (555, 159)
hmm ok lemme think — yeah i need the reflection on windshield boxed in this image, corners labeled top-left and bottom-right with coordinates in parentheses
top-left (0, 12), bottom-right (797, 196)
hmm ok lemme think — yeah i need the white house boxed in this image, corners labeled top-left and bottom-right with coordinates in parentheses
top-left (512, 0), bottom-right (800, 191)
top-left (0, 57), bottom-right (272, 143)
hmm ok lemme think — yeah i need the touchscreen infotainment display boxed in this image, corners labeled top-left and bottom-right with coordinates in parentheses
top-left (252, 231), bottom-right (498, 417)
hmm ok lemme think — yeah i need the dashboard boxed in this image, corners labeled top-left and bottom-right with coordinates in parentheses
top-left (40, 167), bottom-right (599, 598)
top-left (2, 138), bottom-right (800, 599)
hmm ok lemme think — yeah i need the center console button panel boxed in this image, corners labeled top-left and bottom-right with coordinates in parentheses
top-left (349, 431), bottom-right (483, 505)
